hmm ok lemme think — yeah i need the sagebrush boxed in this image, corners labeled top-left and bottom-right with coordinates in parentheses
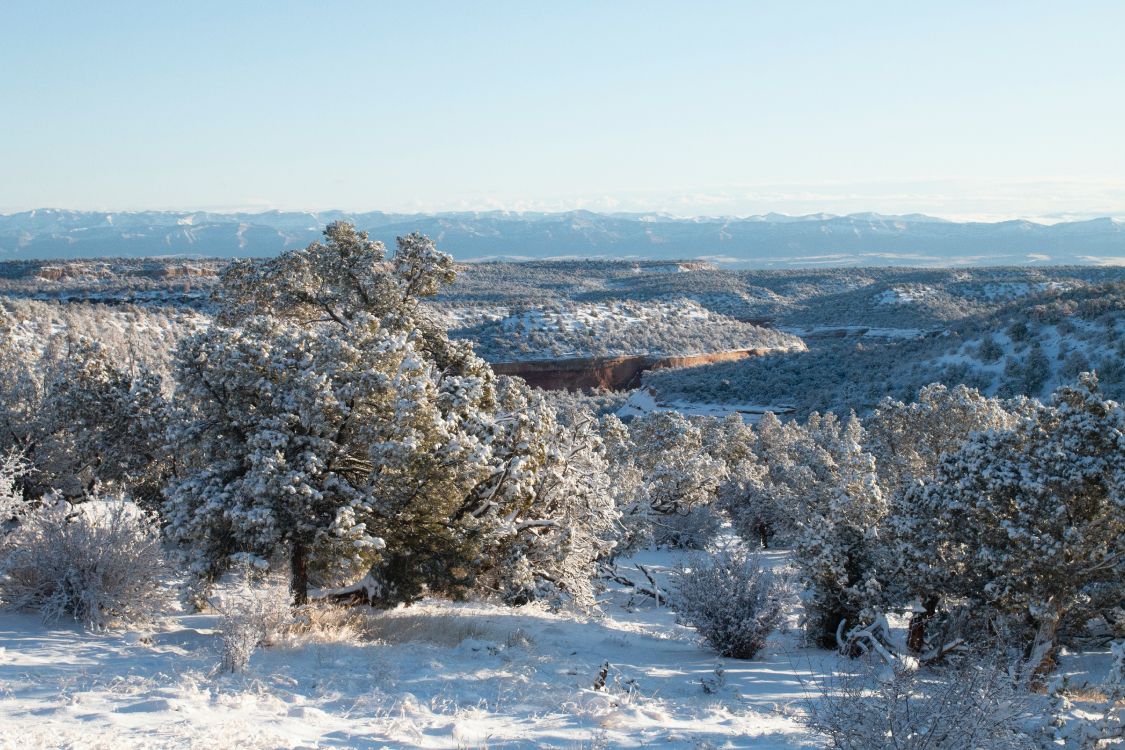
top-left (0, 497), bottom-right (167, 629)
top-left (675, 548), bottom-right (788, 659)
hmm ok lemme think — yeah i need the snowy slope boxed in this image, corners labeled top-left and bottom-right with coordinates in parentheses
top-left (0, 551), bottom-right (825, 749)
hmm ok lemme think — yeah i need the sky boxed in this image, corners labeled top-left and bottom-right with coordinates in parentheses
top-left (2, 1), bottom-right (1124, 221)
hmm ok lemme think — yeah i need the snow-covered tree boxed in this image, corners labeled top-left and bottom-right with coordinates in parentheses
top-left (166, 224), bottom-right (494, 606)
top-left (890, 374), bottom-right (1125, 674)
top-left (619, 411), bottom-right (726, 548)
top-left (475, 391), bottom-right (619, 608)
top-left (0, 320), bottom-right (170, 506)
top-left (795, 414), bottom-right (887, 648)
top-left (718, 411), bottom-right (798, 549)
top-left (866, 383), bottom-right (1025, 495)
top-left (724, 411), bottom-right (887, 647)
top-left (0, 306), bottom-right (49, 485)
top-left (166, 223), bottom-right (616, 609)
top-left (700, 413), bottom-right (756, 467)
top-left (165, 314), bottom-right (395, 605)
top-left (867, 383), bottom-right (1026, 650)
top-left (38, 338), bottom-right (169, 506)
top-left (0, 451), bottom-right (30, 529)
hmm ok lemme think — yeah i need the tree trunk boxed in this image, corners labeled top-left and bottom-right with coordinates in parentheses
top-left (907, 595), bottom-right (939, 653)
top-left (291, 540), bottom-right (309, 606)
top-left (1028, 610), bottom-right (1062, 684)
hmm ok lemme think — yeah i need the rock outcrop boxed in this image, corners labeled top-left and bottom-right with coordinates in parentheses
top-left (491, 348), bottom-right (777, 391)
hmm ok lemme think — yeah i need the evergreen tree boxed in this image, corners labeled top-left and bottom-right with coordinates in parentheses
top-left (890, 374), bottom-right (1125, 674)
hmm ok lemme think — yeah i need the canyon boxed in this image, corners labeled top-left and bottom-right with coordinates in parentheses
top-left (490, 348), bottom-right (775, 391)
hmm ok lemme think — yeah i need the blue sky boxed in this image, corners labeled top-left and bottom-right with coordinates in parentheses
top-left (2, 1), bottom-right (1123, 220)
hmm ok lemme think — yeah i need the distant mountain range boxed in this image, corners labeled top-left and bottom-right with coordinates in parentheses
top-left (2, 208), bottom-right (1124, 267)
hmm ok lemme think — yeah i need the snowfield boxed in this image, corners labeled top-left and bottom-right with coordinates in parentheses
top-left (0, 552), bottom-right (827, 749)
top-left (1, 550), bottom-right (1116, 749)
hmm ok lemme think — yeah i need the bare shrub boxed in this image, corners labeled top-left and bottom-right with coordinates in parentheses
top-left (212, 568), bottom-right (291, 673)
top-left (675, 548), bottom-right (788, 659)
top-left (802, 656), bottom-right (1038, 750)
top-left (0, 497), bottom-right (167, 629)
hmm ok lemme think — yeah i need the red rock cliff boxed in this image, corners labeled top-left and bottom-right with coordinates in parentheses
top-left (490, 348), bottom-right (774, 391)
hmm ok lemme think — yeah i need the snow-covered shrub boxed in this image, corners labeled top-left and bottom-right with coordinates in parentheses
top-left (648, 504), bottom-right (725, 550)
top-left (675, 548), bottom-right (788, 659)
top-left (0, 451), bottom-right (29, 528)
top-left (0, 497), bottom-right (167, 629)
top-left (802, 657), bottom-right (1037, 749)
top-left (213, 568), bottom-right (291, 673)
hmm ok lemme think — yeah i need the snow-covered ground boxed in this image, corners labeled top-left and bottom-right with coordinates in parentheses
top-left (776, 325), bottom-right (930, 341)
top-left (1, 550), bottom-right (1119, 749)
top-left (450, 299), bottom-right (800, 362)
top-left (617, 388), bottom-right (794, 424)
top-left (0, 551), bottom-right (832, 749)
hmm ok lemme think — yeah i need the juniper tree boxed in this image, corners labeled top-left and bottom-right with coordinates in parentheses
top-left (39, 338), bottom-right (169, 506)
top-left (890, 374), bottom-right (1125, 674)
top-left (166, 223), bottom-right (616, 609)
top-left (166, 224), bottom-right (491, 605)
top-left (866, 383), bottom-right (1025, 650)
top-left (619, 411), bottom-right (726, 548)
top-left (723, 411), bottom-right (887, 648)
top-left (473, 390), bottom-right (619, 608)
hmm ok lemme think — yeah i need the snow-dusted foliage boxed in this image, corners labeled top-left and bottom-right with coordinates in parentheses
top-left (718, 411), bottom-right (797, 548)
top-left (0, 305), bottom-right (49, 482)
top-left (0, 451), bottom-right (29, 527)
top-left (675, 548), bottom-right (788, 659)
top-left (724, 410), bottom-right (887, 647)
top-left (475, 391), bottom-right (619, 608)
top-left (614, 411), bottom-right (726, 549)
top-left (165, 223), bottom-right (480, 605)
top-left (866, 384), bottom-right (1030, 650)
top-left (213, 567), bottom-right (292, 673)
top-left (1110, 640), bottom-right (1125, 693)
top-left (38, 338), bottom-right (169, 505)
top-left (802, 657), bottom-right (1036, 749)
top-left (165, 223), bottom-right (615, 609)
top-left (865, 382), bottom-right (1026, 494)
top-left (0, 496), bottom-right (167, 629)
top-left (796, 414), bottom-right (887, 648)
top-left (0, 308), bottom-right (171, 507)
top-left (890, 374), bottom-right (1125, 673)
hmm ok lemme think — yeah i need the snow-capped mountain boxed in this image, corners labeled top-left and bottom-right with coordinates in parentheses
top-left (2, 209), bottom-right (1124, 266)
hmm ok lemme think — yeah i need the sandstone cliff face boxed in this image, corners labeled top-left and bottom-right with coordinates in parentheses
top-left (491, 348), bottom-right (777, 391)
